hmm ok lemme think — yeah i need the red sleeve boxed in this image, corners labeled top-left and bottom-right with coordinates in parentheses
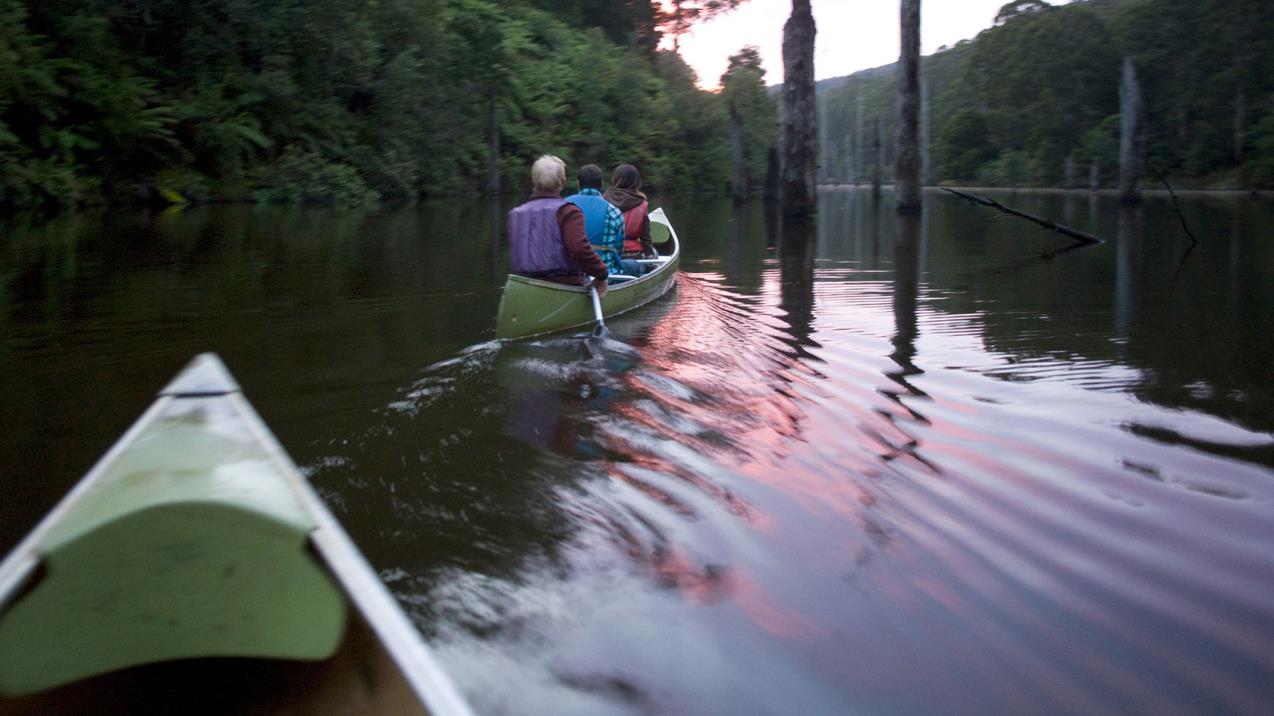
top-left (557, 203), bottom-right (608, 280)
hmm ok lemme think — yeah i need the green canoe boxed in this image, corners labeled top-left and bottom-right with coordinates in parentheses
top-left (495, 206), bottom-right (681, 339)
top-left (0, 354), bottom-right (473, 716)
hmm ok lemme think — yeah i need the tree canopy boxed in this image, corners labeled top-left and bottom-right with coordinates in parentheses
top-left (0, 0), bottom-right (766, 212)
top-left (720, 46), bottom-right (777, 192)
top-left (818, 0), bottom-right (1274, 189)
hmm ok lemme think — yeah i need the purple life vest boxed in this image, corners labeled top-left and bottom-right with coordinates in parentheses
top-left (508, 197), bottom-right (572, 276)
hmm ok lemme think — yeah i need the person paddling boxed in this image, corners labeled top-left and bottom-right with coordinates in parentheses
top-left (508, 155), bottom-right (609, 297)
top-left (603, 163), bottom-right (655, 259)
top-left (567, 164), bottom-right (644, 277)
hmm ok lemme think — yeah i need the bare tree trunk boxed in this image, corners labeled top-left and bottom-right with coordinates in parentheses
top-left (921, 77), bottom-right (931, 186)
top-left (894, 0), bottom-right (922, 213)
top-left (1064, 154), bottom-right (1075, 189)
top-left (1118, 57), bottom-right (1144, 205)
top-left (1234, 90), bottom-right (1246, 164)
top-left (818, 99), bottom-right (829, 184)
top-left (855, 94), bottom-right (865, 185)
top-left (844, 137), bottom-right (853, 184)
top-left (872, 117), bottom-right (883, 201)
top-left (781, 0), bottom-right (818, 218)
top-left (765, 144), bottom-right (780, 200)
top-left (729, 103), bottom-right (745, 198)
top-left (1089, 160), bottom-right (1100, 192)
top-left (486, 89), bottom-right (501, 194)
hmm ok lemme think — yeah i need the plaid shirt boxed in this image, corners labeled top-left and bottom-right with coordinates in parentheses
top-left (574, 188), bottom-right (626, 274)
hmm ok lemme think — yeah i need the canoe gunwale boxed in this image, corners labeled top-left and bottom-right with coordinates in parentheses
top-left (0, 559), bottom-right (37, 628)
top-left (0, 355), bottom-right (474, 716)
top-left (230, 389), bottom-right (475, 716)
top-left (0, 396), bottom-right (173, 600)
top-left (502, 253), bottom-right (676, 295)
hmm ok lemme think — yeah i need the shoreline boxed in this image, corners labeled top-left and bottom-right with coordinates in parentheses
top-left (818, 184), bottom-right (1273, 199)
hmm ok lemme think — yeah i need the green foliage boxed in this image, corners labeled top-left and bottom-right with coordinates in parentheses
top-left (646, 52), bottom-right (730, 191)
top-left (936, 110), bottom-right (994, 182)
top-left (977, 149), bottom-right (1030, 186)
top-left (1076, 113), bottom-right (1119, 186)
top-left (994, 0), bottom-right (1053, 26)
top-left (1, 0), bottom-right (746, 212)
top-left (657, 0), bottom-right (743, 50)
top-left (253, 145), bottom-right (379, 206)
top-left (721, 46), bottom-right (777, 191)
top-left (820, 0), bottom-right (1274, 188)
top-left (1247, 109), bottom-right (1274, 185)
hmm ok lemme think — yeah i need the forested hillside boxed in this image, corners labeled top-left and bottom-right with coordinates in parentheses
top-left (0, 0), bottom-right (773, 211)
top-left (819, 0), bottom-right (1274, 189)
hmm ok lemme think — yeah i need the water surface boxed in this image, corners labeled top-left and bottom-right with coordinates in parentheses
top-left (3, 190), bottom-right (1272, 714)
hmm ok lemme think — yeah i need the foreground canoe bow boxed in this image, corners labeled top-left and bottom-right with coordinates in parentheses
top-left (0, 354), bottom-right (473, 716)
top-left (495, 206), bottom-right (681, 339)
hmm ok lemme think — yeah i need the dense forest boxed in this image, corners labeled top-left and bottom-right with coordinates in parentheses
top-left (6, 0), bottom-right (1272, 213)
top-left (0, 0), bottom-right (773, 211)
top-left (820, 0), bottom-right (1274, 190)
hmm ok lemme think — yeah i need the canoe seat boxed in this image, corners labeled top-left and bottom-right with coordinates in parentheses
top-left (650, 217), bottom-right (671, 245)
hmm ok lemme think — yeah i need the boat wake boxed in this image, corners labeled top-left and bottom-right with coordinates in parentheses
top-left (306, 267), bottom-right (1274, 715)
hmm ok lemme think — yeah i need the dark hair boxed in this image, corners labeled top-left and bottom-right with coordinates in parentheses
top-left (611, 163), bottom-right (642, 191)
top-left (578, 164), bottom-right (604, 190)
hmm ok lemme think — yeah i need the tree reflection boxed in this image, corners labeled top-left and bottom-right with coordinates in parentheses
top-left (877, 211), bottom-right (938, 473)
top-left (777, 213), bottom-right (817, 353)
top-left (891, 214), bottom-right (922, 386)
top-left (1114, 204), bottom-right (1142, 343)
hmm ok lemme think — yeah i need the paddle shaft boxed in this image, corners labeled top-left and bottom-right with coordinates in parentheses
top-left (589, 282), bottom-right (606, 332)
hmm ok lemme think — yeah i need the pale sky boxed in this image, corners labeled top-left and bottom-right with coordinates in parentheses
top-left (677, 0), bottom-right (1072, 88)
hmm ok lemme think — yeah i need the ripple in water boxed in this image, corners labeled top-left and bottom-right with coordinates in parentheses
top-left (308, 224), bottom-right (1274, 714)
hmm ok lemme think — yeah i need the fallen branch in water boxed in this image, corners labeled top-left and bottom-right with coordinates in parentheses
top-left (1149, 163), bottom-right (1198, 249)
top-left (942, 187), bottom-right (1103, 245)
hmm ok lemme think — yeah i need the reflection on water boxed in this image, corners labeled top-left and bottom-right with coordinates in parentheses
top-left (3, 190), bottom-right (1274, 714)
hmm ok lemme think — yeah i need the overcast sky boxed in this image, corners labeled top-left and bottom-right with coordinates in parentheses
top-left (677, 0), bottom-right (1073, 88)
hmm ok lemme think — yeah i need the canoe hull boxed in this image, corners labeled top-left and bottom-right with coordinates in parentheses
top-left (0, 354), bottom-right (473, 716)
top-left (495, 209), bottom-right (681, 339)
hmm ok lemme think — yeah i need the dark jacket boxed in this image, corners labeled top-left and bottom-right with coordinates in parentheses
top-left (602, 186), bottom-right (653, 257)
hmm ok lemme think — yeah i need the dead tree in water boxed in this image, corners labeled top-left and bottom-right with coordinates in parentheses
top-left (943, 187), bottom-right (1102, 246)
top-left (729, 103), bottom-right (745, 198)
top-left (894, 0), bottom-right (922, 213)
top-left (921, 78), bottom-right (932, 186)
top-left (1118, 57), bottom-right (1144, 205)
top-left (844, 137), bottom-right (854, 184)
top-left (780, 0), bottom-right (817, 218)
top-left (765, 144), bottom-right (780, 200)
top-left (855, 94), bottom-right (865, 184)
top-left (1234, 91), bottom-right (1247, 163)
top-left (871, 117), bottom-right (883, 201)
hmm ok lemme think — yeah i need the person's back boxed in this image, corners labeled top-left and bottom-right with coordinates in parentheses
top-left (508, 155), bottom-right (609, 291)
top-left (565, 164), bottom-right (627, 275)
top-left (508, 195), bottom-right (570, 276)
top-left (603, 163), bottom-right (653, 259)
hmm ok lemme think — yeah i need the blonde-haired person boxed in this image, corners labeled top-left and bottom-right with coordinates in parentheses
top-left (508, 155), bottom-right (609, 296)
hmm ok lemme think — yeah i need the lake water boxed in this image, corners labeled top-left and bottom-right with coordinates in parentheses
top-left (2, 188), bottom-right (1272, 714)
